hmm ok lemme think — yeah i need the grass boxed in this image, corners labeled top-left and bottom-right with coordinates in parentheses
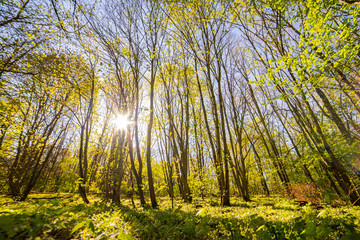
top-left (0, 194), bottom-right (359, 239)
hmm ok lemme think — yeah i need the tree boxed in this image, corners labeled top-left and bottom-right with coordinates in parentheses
top-left (3, 52), bottom-right (74, 200)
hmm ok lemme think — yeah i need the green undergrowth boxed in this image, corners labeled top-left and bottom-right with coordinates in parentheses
top-left (0, 194), bottom-right (359, 239)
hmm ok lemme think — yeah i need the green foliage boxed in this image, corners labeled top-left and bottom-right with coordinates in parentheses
top-left (1, 1), bottom-right (360, 235)
top-left (1, 194), bottom-right (359, 239)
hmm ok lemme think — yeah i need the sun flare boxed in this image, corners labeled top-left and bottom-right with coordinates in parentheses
top-left (113, 115), bottom-right (132, 130)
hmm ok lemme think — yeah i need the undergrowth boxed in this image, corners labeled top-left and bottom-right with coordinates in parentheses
top-left (0, 194), bottom-right (359, 239)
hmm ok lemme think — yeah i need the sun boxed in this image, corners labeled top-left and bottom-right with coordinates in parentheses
top-left (113, 114), bottom-right (132, 130)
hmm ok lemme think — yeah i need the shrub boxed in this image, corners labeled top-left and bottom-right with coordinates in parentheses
top-left (290, 183), bottom-right (322, 204)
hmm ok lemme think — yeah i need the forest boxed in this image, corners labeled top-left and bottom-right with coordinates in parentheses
top-left (1, 0), bottom-right (360, 239)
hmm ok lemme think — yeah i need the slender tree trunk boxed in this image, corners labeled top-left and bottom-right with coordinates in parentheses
top-left (146, 60), bottom-right (158, 208)
top-left (126, 127), bottom-right (146, 205)
top-left (79, 125), bottom-right (89, 204)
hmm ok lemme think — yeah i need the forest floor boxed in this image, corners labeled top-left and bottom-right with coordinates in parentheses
top-left (0, 194), bottom-right (360, 240)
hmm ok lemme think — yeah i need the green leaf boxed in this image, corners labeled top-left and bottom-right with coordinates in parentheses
top-left (196, 208), bottom-right (207, 217)
top-left (117, 230), bottom-right (135, 240)
top-left (71, 221), bottom-right (87, 234)
top-left (88, 220), bottom-right (95, 233)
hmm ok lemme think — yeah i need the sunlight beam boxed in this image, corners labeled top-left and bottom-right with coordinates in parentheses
top-left (113, 114), bottom-right (132, 130)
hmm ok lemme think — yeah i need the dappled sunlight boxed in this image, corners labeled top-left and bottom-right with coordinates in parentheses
top-left (1, 194), bottom-right (359, 239)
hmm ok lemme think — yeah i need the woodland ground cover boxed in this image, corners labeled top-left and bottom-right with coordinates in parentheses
top-left (0, 193), bottom-right (359, 240)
